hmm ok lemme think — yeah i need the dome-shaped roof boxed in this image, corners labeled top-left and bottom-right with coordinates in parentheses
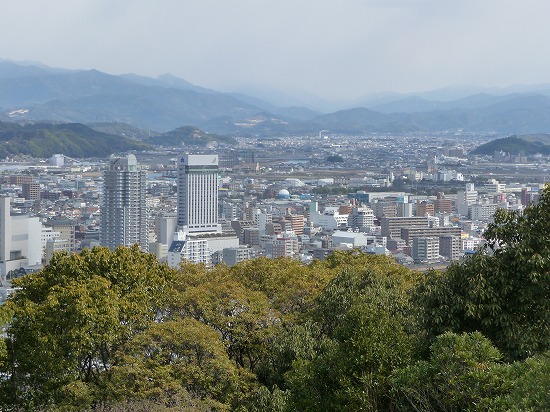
top-left (277, 189), bottom-right (290, 199)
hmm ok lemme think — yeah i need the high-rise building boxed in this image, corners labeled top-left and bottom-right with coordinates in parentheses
top-left (167, 154), bottom-right (238, 267)
top-left (100, 154), bottom-right (148, 251)
top-left (177, 154), bottom-right (221, 234)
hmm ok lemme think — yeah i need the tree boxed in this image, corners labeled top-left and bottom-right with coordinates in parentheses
top-left (0, 246), bottom-right (177, 410)
top-left (391, 332), bottom-right (511, 411)
top-left (392, 332), bottom-right (550, 412)
top-left (285, 256), bottom-right (419, 411)
top-left (108, 318), bottom-right (253, 410)
top-left (176, 273), bottom-right (278, 373)
top-left (414, 184), bottom-right (550, 360)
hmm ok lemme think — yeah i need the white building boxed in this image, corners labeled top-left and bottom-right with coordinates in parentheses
top-left (0, 197), bottom-right (42, 278)
top-left (167, 232), bottom-right (210, 267)
top-left (470, 203), bottom-right (500, 221)
top-left (485, 179), bottom-right (506, 194)
top-left (177, 154), bottom-right (221, 234)
top-left (348, 207), bottom-right (375, 230)
top-left (151, 212), bottom-right (178, 259)
top-left (311, 206), bottom-right (349, 230)
top-left (456, 183), bottom-right (478, 216)
top-left (41, 226), bottom-right (60, 258)
top-left (169, 154), bottom-right (237, 267)
top-left (412, 236), bottom-right (440, 262)
top-left (100, 154), bottom-right (148, 251)
top-left (332, 231), bottom-right (369, 247)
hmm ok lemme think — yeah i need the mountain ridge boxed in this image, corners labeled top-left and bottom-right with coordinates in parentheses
top-left (4, 60), bottom-right (550, 135)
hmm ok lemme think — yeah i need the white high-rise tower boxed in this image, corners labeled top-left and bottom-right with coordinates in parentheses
top-left (177, 154), bottom-right (221, 234)
top-left (168, 154), bottom-right (238, 268)
top-left (100, 154), bottom-right (148, 251)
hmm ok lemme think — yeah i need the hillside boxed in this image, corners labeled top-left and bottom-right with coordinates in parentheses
top-left (471, 134), bottom-right (550, 155)
top-left (144, 125), bottom-right (237, 147)
top-left (0, 121), bottom-right (151, 158)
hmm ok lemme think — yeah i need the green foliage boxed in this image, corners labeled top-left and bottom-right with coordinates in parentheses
top-left (311, 185), bottom-right (349, 195)
top-left (285, 256), bottom-right (419, 411)
top-left (0, 245), bottom-right (548, 411)
top-left (391, 332), bottom-right (511, 411)
top-left (471, 134), bottom-right (550, 155)
top-left (0, 246), bottom-right (176, 410)
top-left (414, 185), bottom-right (550, 360)
top-left (499, 351), bottom-right (550, 411)
top-left (145, 125), bottom-right (237, 147)
top-left (108, 318), bottom-right (251, 410)
top-left (0, 121), bottom-right (150, 158)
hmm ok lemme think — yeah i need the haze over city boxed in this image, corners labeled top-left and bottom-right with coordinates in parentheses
top-left (3, 0), bottom-right (550, 103)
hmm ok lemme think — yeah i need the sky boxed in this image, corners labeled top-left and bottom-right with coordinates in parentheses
top-left (2, 0), bottom-right (550, 102)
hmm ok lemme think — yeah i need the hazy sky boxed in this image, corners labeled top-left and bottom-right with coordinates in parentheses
top-left (2, 0), bottom-right (550, 100)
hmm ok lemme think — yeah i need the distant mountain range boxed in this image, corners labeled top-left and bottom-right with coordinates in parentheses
top-left (4, 59), bottom-right (550, 136)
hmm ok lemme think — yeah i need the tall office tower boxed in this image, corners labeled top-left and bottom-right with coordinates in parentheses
top-left (177, 154), bottom-right (221, 234)
top-left (100, 154), bottom-right (148, 251)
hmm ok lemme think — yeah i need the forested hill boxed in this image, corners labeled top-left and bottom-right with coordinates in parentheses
top-left (471, 133), bottom-right (550, 155)
top-left (144, 125), bottom-right (238, 147)
top-left (0, 186), bottom-right (549, 411)
top-left (0, 121), bottom-right (151, 158)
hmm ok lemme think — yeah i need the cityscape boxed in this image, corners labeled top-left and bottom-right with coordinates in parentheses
top-left (0, 2), bottom-right (549, 410)
top-left (0, 130), bottom-right (547, 300)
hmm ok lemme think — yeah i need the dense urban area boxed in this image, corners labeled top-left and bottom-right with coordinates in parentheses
top-left (0, 130), bottom-right (547, 295)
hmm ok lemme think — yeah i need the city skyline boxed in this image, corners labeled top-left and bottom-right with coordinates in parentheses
top-left (2, 1), bottom-right (550, 102)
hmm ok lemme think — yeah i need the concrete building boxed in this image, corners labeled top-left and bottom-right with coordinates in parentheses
top-left (412, 237), bottom-right (440, 262)
top-left (348, 207), bottom-right (375, 230)
top-left (282, 214), bottom-right (305, 235)
top-left (397, 202), bottom-right (413, 217)
top-left (100, 154), bottom-right (148, 251)
top-left (380, 216), bottom-right (429, 239)
top-left (311, 207), bottom-right (349, 230)
top-left (434, 192), bottom-right (453, 214)
top-left (22, 182), bottom-right (40, 200)
top-left (484, 179), bottom-right (506, 194)
top-left (44, 219), bottom-right (76, 252)
top-left (457, 183), bottom-right (478, 216)
top-left (45, 238), bottom-right (72, 264)
top-left (470, 203), bottom-right (500, 221)
top-left (400, 226), bottom-right (462, 246)
top-left (372, 201), bottom-right (397, 218)
top-left (177, 154), bottom-right (221, 234)
top-left (167, 233), bottom-right (210, 267)
top-left (222, 246), bottom-right (252, 266)
top-left (439, 235), bottom-right (461, 261)
top-left (269, 235), bottom-right (299, 258)
top-left (169, 155), bottom-right (237, 266)
top-left (332, 231), bottom-right (369, 247)
top-left (0, 197), bottom-right (42, 278)
top-left (416, 200), bottom-right (435, 217)
top-left (243, 227), bottom-right (260, 246)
